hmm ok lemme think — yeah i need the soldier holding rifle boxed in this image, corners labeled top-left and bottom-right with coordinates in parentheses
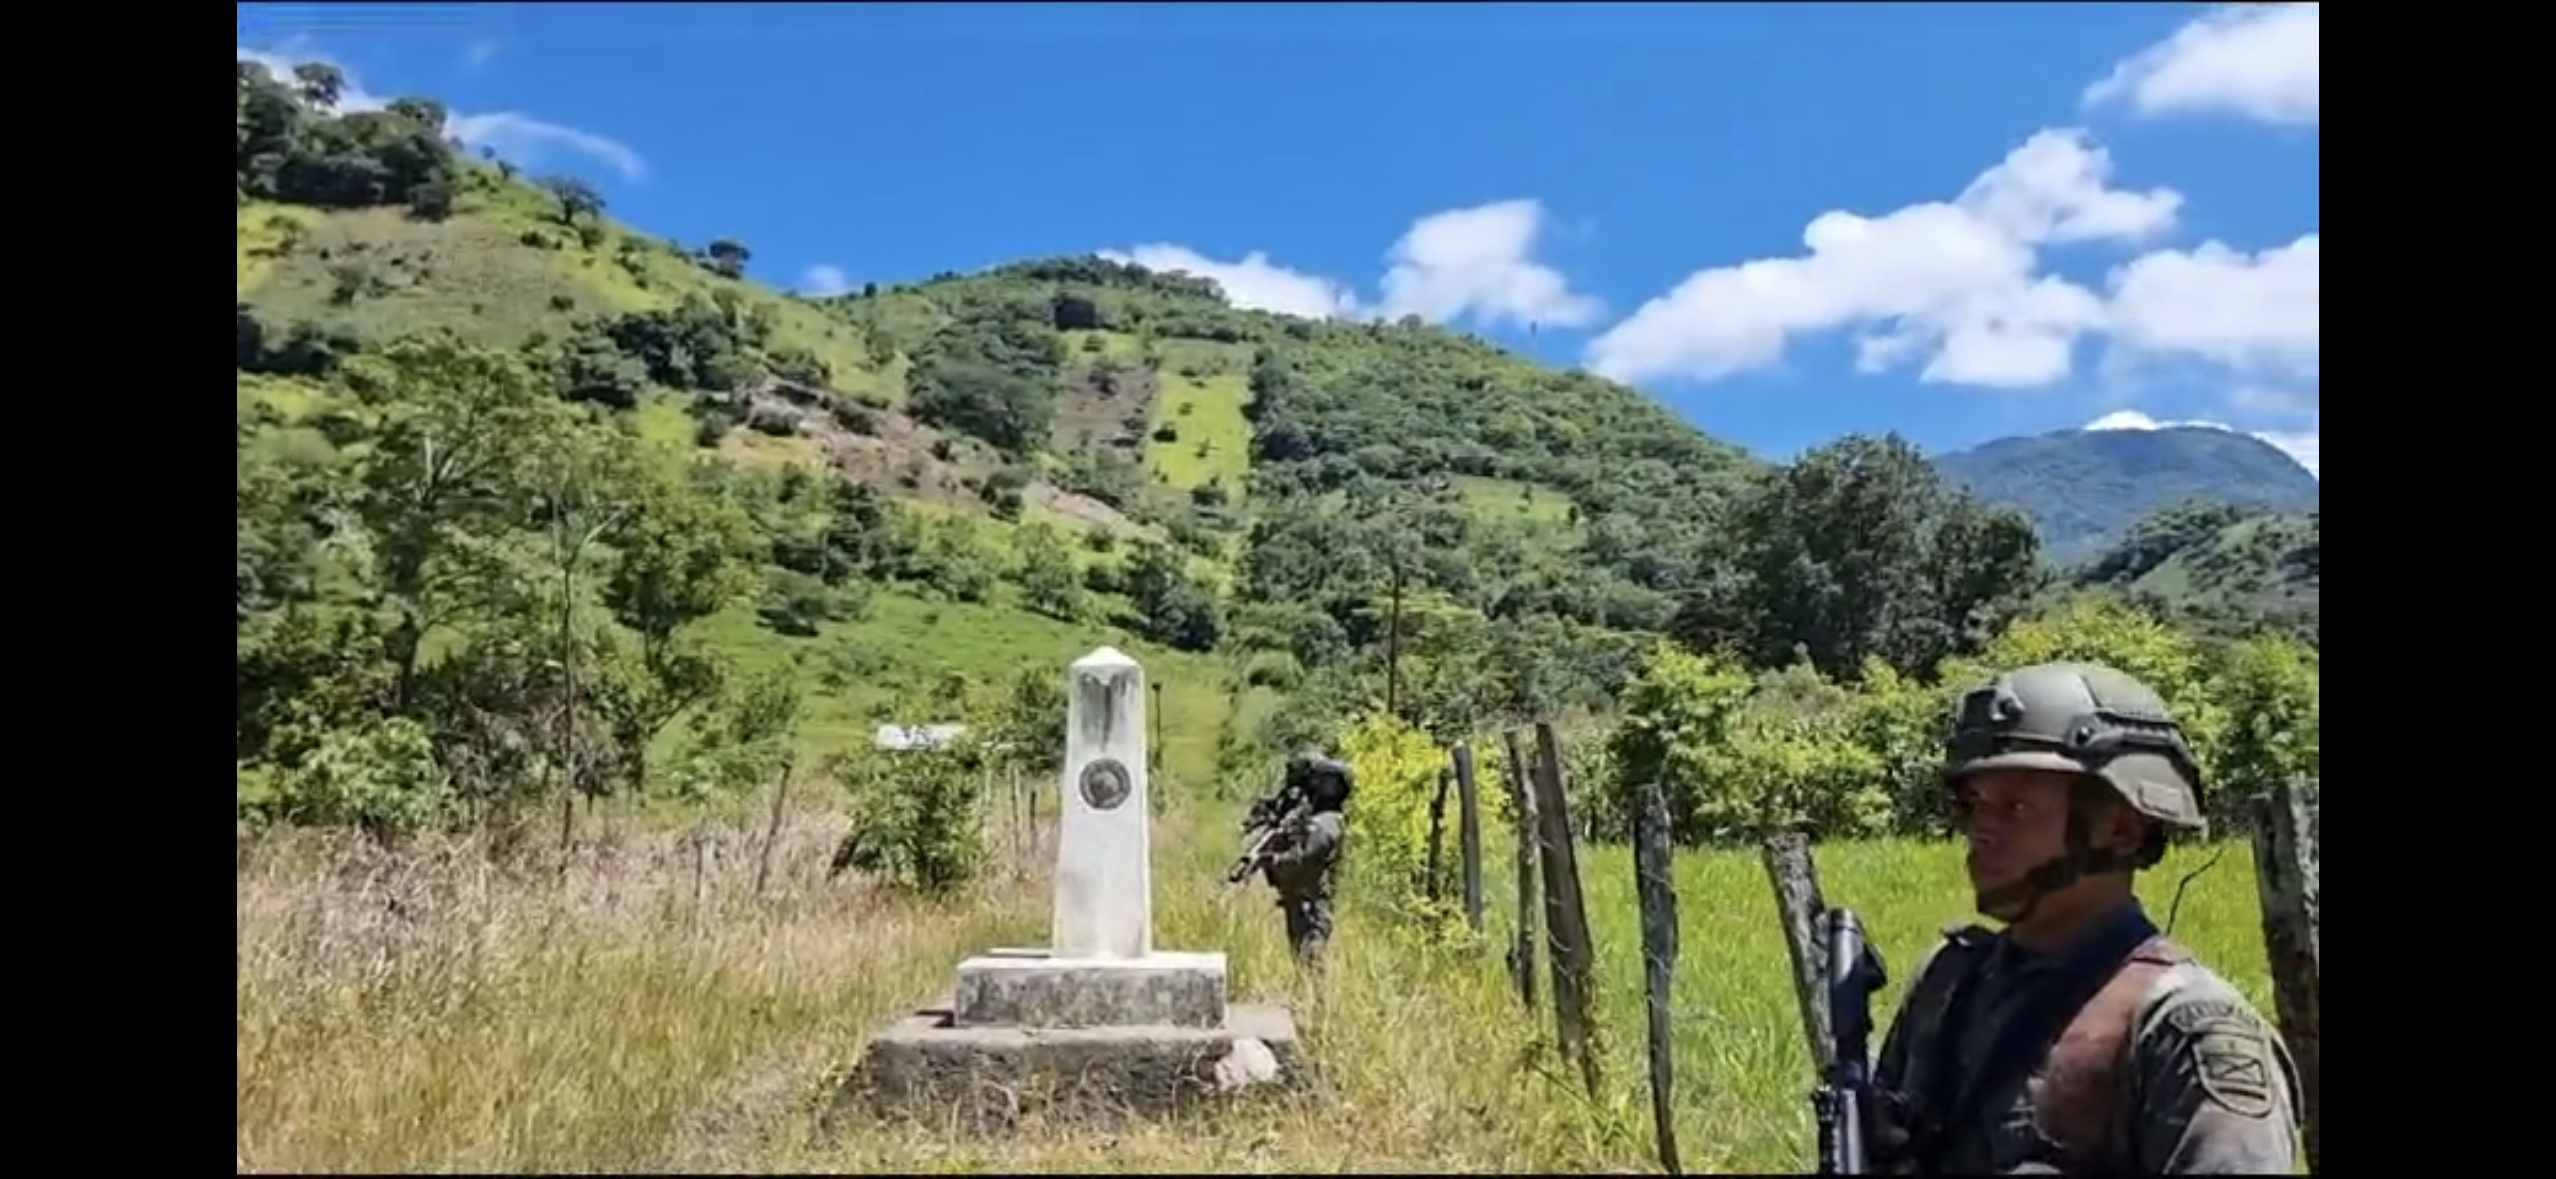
top-left (1228, 750), bottom-right (1351, 966)
top-left (1819, 662), bottom-right (2302, 1174)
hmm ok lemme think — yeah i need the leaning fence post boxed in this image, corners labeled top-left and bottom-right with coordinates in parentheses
top-left (1633, 780), bottom-right (1682, 1174)
top-left (1452, 742), bottom-right (1486, 938)
top-left (1530, 722), bottom-right (1601, 1098)
top-left (2250, 776), bottom-right (2320, 1174)
top-left (1761, 831), bottom-right (1832, 1068)
top-left (1501, 728), bottom-right (1540, 1009)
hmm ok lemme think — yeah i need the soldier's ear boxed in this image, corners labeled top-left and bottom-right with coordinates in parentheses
top-left (2097, 800), bottom-right (2150, 856)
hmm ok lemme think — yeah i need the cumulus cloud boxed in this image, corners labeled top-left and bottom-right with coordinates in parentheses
top-left (2104, 235), bottom-right (2318, 380)
top-left (800, 264), bottom-right (852, 297)
top-left (2085, 410), bottom-right (2319, 478)
top-left (1098, 244), bottom-right (1363, 321)
top-left (238, 45), bottom-right (645, 181)
top-left (1583, 129), bottom-right (2179, 389)
top-left (1099, 198), bottom-right (1597, 329)
top-left (2085, 4), bottom-right (2320, 127)
top-left (1377, 200), bottom-right (1603, 328)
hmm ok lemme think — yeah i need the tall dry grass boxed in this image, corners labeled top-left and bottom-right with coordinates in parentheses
top-left (238, 799), bottom-right (2283, 1173)
top-left (238, 801), bottom-right (1620, 1173)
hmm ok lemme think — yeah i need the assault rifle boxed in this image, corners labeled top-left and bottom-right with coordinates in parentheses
top-left (1224, 781), bottom-right (1311, 885)
top-left (1814, 906), bottom-right (1890, 1175)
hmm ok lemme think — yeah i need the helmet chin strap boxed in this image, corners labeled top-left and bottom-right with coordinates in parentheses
top-left (1974, 800), bottom-right (2134, 926)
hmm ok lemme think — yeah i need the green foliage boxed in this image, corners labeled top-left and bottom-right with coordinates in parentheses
top-left (2209, 635), bottom-right (2321, 809)
top-left (237, 60), bottom-right (457, 214)
top-left (1602, 596), bottom-right (2319, 848)
top-left (826, 746), bottom-right (985, 894)
top-left (242, 717), bottom-right (453, 839)
top-left (1336, 712), bottom-right (1458, 918)
top-left (662, 662), bottom-right (804, 802)
top-left (237, 338), bottom-right (769, 833)
top-left (2076, 501), bottom-right (2319, 645)
top-left (1671, 434), bottom-right (2044, 680)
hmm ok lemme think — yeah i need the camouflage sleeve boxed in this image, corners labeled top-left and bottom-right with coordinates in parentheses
top-left (1264, 813), bottom-right (1343, 867)
top-left (2128, 973), bottom-right (2302, 1174)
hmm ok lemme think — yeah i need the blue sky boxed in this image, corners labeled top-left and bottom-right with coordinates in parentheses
top-left (237, 3), bottom-right (2319, 473)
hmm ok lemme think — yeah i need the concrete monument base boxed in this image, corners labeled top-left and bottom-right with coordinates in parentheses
top-left (954, 947), bottom-right (1228, 1029)
top-left (842, 1001), bottom-right (1303, 1129)
top-left (833, 648), bottom-right (1305, 1133)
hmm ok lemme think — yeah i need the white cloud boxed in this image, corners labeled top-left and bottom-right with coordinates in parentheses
top-left (2085, 410), bottom-right (2319, 478)
top-left (1098, 244), bottom-right (1363, 321)
top-left (2085, 4), bottom-right (2320, 127)
top-left (1377, 200), bottom-right (1603, 329)
top-left (799, 264), bottom-right (852, 297)
top-left (1099, 198), bottom-right (1597, 328)
top-left (238, 45), bottom-right (645, 181)
top-left (1584, 129), bottom-right (2180, 389)
top-left (2104, 234), bottom-right (2318, 380)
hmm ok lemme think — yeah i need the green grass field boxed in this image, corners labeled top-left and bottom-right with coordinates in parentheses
top-left (1145, 339), bottom-right (1254, 496)
top-left (235, 780), bottom-right (2281, 1172)
top-left (237, 203), bottom-right (318, 296)
top-left (684, 590), bottom-right (1234, 786)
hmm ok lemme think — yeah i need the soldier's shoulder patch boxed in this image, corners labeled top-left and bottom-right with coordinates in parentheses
top-left (2163, 998), bottom-right (2277, 1119)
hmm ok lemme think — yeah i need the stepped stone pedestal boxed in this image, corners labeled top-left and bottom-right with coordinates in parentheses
top-left (841, 648), bottom-right (1302, 1130)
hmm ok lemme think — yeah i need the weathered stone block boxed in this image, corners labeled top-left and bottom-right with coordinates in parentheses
top-left (842, 1001), bottom-right (1303, 1131)
top-left (953, 948), bottom-right (1227, 1029)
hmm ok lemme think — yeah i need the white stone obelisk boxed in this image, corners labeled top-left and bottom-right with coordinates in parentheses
top-left (1051, 647), bottom-right (1152, 959)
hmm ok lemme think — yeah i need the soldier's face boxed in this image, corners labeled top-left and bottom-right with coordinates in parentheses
top-left (1954, 768), bottom-right (2077, 894)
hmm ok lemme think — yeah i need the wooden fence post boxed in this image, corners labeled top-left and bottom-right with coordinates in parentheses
top-left (1761, 831), bottom-right (1833, 1067)
top-left (753, 757), bottom-right (793, 901)
top-left (1452, 742), bottom-right (1486, 938)
top-left (1633, 779), bottom-right (1682, 1174)
top-left (1426, 767), bottom-right (1453, 900)
top-left (688, 823), bottom-right (721, 933)
top-left (1502, 729), bottom-right (1541, 1009)
top-left (2250, 776), bottom-right (2320, 1174)
top-left (1531, 722), bottom-right (1602, 1098)
top-left (1009, 768), bottom-right (1026, 876)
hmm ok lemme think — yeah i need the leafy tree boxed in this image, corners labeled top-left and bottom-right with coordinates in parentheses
top-left (1014, 523), bottom-right (1088, 622)
top-left (1671, 434), bottom-right (2043, 680)
top-left (1125, 542), bottom-right (1221, 652)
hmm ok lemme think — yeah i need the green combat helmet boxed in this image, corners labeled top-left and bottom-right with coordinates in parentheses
top-left (1944, 661), bottom-right (2208, 868)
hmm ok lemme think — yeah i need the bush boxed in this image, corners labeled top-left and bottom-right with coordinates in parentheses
top-left (827, 746), bottom-right (984, 895)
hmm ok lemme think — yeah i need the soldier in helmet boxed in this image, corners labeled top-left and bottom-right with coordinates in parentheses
top-left (1258, 750), bottom-right (1352, 966)
top-left (1871, 662), bottom-right (2302, 1175)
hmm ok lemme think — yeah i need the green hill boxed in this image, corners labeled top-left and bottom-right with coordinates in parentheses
top-left (234, 59), bottom-right (1794, 822)
top-left (1931, 425), bottom-right (2320, 562)
top-left (2070, 501), bottom-right (2320, 645)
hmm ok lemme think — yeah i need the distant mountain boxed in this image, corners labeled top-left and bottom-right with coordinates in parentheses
top-left (1932, 426), bottom-right (2320, 562)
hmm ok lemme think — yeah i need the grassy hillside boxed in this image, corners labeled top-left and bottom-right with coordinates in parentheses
top-left (1932, 425), bottom-right (2320, 562)
top-left (232, 59), bottom-right (1797, 820)
top-left (2073, 500), bottom-right (2320, 645)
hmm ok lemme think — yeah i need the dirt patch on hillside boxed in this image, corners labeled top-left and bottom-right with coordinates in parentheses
top-left (1051, 358), bottom-right (1161, 457)
top-left (1024, 482), bottom-right (1146, 536)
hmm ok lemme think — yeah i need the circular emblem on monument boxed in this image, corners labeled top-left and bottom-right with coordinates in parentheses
top-left (1078, 757), bottom-right (1132, 811)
